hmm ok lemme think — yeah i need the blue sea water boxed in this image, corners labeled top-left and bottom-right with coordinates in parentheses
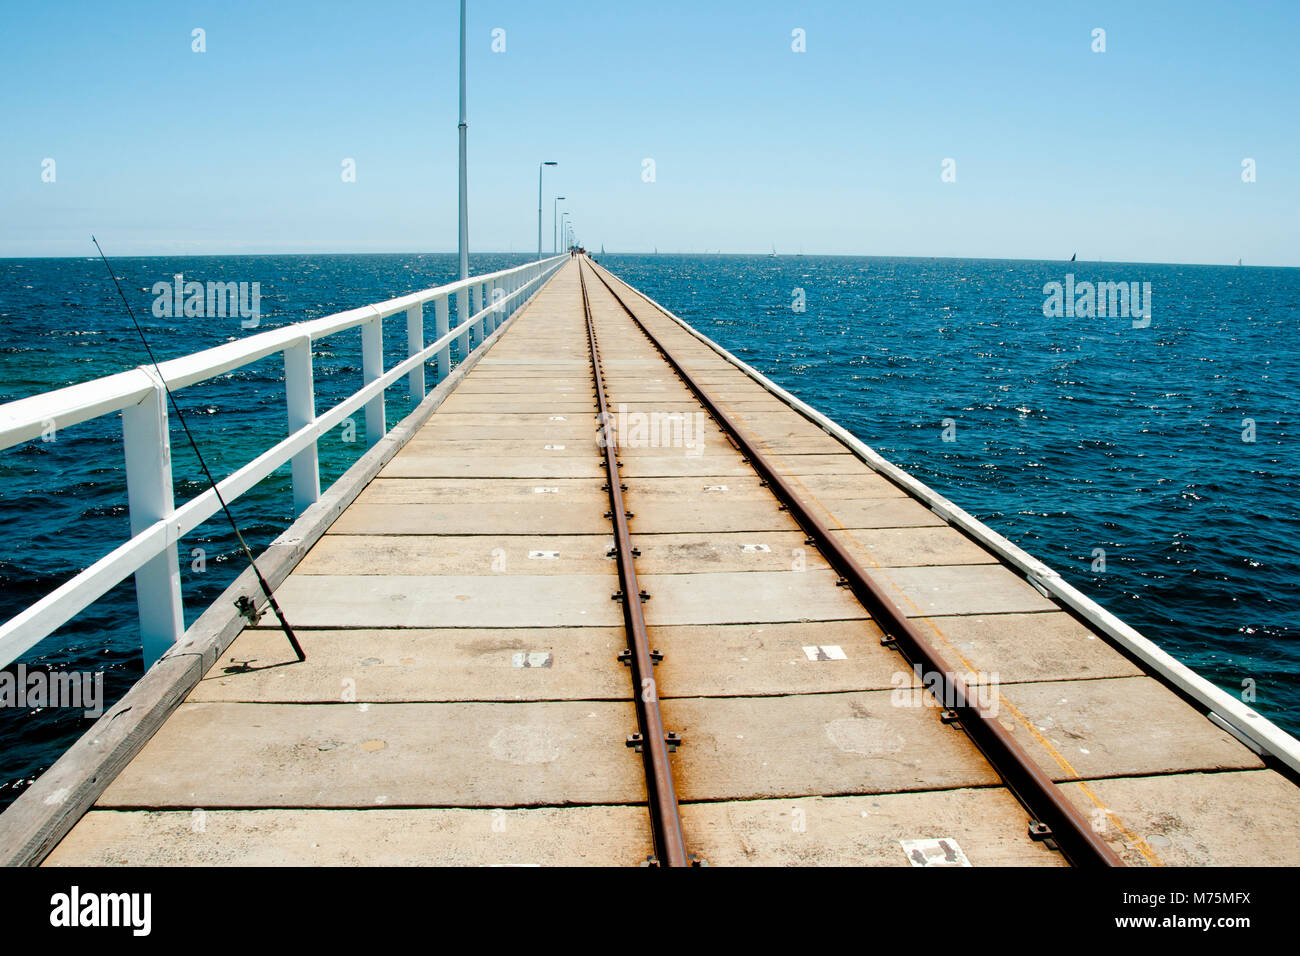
top-left (0, 252), bottom-right (1296, 809)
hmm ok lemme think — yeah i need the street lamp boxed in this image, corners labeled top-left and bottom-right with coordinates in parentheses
top-left (537, 161), bottom-right (557, 260)
top-left (553, 196), bottom-right (565, 254)
top-left (560, 212), bottom-right (570, 252)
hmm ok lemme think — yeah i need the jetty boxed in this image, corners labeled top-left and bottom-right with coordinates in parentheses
top-left (2, 257), bottom-right (1298, 866)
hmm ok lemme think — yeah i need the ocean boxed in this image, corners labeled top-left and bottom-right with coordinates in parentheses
top-left (0, 252), bottom-right (1296, 809)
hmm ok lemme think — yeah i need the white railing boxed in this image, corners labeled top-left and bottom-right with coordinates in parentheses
top-left (0, 254), bottom-right (567, 668)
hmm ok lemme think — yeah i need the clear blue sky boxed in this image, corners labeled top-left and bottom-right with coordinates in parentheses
top-left (2, 0), bottom-right (1297, 264)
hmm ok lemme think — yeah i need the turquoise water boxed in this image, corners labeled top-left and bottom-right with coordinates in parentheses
top-left (0, 253), bottom-right (1296, 808)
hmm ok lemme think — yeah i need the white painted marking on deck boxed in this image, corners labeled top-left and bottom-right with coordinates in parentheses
top-left (900, 838), bottom-right (971, 867)
top-left (549, 416), bottom-right (567, 421)
top-left (534, 487), bottom-right (559, 494)
top-left (802, 645), bottom-right (847, 661)
top-left (528, 550), bottom-right (560, 560)
top-left (511, 652), bottom-right (554, 668)
top-left (704, 485), bottom-right (729, 492)
top-left (740, 543), bottom-right (771, 553)
top-left (544, 444), bottom-right (565, 450)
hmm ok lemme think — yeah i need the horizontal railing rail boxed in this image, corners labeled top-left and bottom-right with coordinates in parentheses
top-left (0, 254), bottom-right (567, 669)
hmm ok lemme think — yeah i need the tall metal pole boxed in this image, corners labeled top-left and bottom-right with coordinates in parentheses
top-left (456, 0), bottom-right (470, 352)
top-left (537, 161), bottom-right (556, 260)
top-left (553, 196), bottom-right (565, 255)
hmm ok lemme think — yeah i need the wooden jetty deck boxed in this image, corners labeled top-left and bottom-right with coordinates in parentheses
top-left (34, 258), bottom-right (1300, 866)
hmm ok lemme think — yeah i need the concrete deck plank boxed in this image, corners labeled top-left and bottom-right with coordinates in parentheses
top-left (915, 612), bottom-right (1145, 683)
top-left (997, 676), bottom-right (1262, 781)
top-left (661, 691), bottom-right (1000, 801)
top-left (651, 620), bottom-right (904, 698)
top-left (44, 806), bottom-right (653, 867)
top-left (379, 455), bottom-right (605, 479)
top-left (272, 573), bottom-right (622, 628)
top-left (875, 564), bottom-right (1059, 617)
top-left (681, 790), bottom-right (1064, 867)
top-left (639, 569), bottom-right (868, 626)
top-left (94, 701), bottom-right (646, 808)
top-left (189, 627), bottom-right (630, 703)
top-left (300, 534), bottom-right (616, 575)
top-left (1059, 770), bottom-right (1300, 866)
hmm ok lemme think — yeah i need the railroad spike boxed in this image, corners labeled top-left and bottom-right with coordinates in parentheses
top-left (939, 708), bottom-right (961, 725)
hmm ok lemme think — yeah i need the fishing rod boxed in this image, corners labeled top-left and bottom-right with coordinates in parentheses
top-left (92, 236), bottom-right (305, 662)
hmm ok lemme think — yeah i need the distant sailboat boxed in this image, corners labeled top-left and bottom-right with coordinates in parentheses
top-left (769, 244), bottom-right (777, 258)
top-left (1238, 258), bottom-right (1243, 266)
top-left (600, 243), bottom-right (605, 255)
top-left (1070, 252), bottom-right (1076, 261)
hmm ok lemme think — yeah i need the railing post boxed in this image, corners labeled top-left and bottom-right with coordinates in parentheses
top-left (284, 335), bottom-right (320, 516)
top-left (434, 294), bottom-right (450, 379)
top-left (361, 314), bottom-right (385, 447)
top-left (406, 303), bottom-right (425, 402)
top-left (455, 288), bottom-right (471, 358)
top-left (472, 282), bottom-right (485, 340)
top-left (122, 375), bottom-right (184, 666)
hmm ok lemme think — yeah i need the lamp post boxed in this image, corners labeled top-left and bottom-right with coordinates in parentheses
top-left (457, 0), bottom-right (469, 285)
top-left (537, 161), bottom-right (556, 260)
top-left (560, 212), bottom-right (570, 252)
top-left (553, 196), bottom-right (565, 254)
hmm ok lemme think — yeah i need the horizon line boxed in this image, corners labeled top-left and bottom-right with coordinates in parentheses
top-left (0, 249), bottom-right (1292, 270)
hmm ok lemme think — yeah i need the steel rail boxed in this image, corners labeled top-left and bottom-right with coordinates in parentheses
top-left (583, 258), bottom-right (1122, 868)
top-left (577, 261), bottom-right (691, 867)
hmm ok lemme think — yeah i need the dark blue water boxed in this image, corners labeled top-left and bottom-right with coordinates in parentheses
top-left (1, 253), bottom-right (1296, 809)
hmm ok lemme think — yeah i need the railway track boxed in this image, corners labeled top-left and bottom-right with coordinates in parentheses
top-left (576, 258), bottom-right (1117, 867)
top-left (580, 265), bottom-right (691, 866)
